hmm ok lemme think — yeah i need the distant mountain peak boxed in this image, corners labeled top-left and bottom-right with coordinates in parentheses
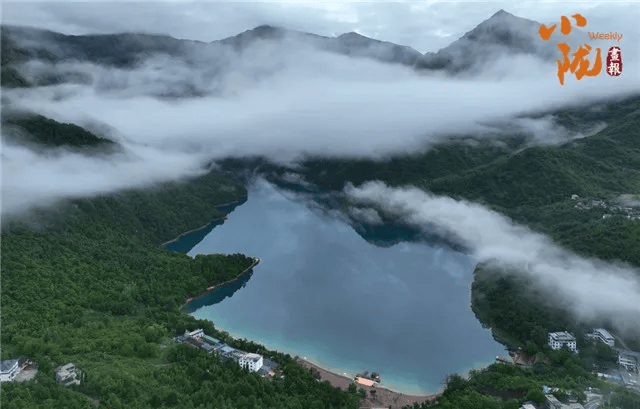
top-left (491, 9), bottom-right (512, 18)
top-left (251, 25), bottom-right (283, 33)
top-left (415, 9), bottom-right (557, 73)
top-left (479, 8), bottom-right (536, 28)
top-left (246, 24), bottom-right (286, 37)
top-left (338, 31), bottom-right (365, 39)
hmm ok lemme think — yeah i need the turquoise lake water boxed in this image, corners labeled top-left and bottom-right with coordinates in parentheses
top-left (175, 179), bottom-right (504, 395)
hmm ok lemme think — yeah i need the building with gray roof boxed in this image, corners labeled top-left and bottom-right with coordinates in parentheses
top-left (0, 359), bottom-right (20, 382)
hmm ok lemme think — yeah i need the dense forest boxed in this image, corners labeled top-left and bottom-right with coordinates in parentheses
top-left (1, 189), bottom-right (360, 408)
top-left (1, 123), bottom-right (360, 408)
top-left (406, 359), bottom-right (640, 409)
top-left (3, 114), bottom-right (117, 151)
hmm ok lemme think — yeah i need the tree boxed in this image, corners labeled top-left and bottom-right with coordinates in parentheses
top-left (348, 383), bottom-right (357, 393)
top-left (36, 355), bottom-right (53, 376)
top-left (552, 389), bottom-right (569, 403)
top-left (503, 400), bottom-right (521, 409)
top-left (525, 388), bottom-right (546, 404)
top-left (442, 373), bottom-right (468, 396)
top-left (595, 342), bottom-right (618, 362)
top-left (359, 388), bottom-right (366, 399)
top-left (526, 340), bottom-right (539, 355)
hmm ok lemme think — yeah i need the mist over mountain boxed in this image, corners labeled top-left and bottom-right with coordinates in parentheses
top-left (0, 8), bottom-right (596, 86)
top-left (1, 22), bottom-right (424, 74)
top-left (2, 8), bottom-right (639, 218)
top-left (416, 9), bottom-right (587, 74)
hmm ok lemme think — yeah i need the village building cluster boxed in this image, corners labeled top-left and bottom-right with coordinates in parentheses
top-left (174, 329), bottom-right (280, 377)
top-left (546, 328), bottom-right (640, 374)
top-left (571, 194), bottom-right (640, 221)
top-left (546, 328), bottom-right (640, 389)
top-left (0, 357), bottom-right (82, 386)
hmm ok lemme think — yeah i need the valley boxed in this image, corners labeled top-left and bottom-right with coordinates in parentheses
top-left (2, 5), bottom-right (640, 409)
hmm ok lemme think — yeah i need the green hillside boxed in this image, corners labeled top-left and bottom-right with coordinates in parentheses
top-left (1, 172), bottom-right (359, 409)
top-left (3, 114), bottom-right (117, 151)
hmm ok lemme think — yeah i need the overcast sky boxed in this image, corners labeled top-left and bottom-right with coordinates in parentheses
top-left (2, 1), bottom-right (638, 53)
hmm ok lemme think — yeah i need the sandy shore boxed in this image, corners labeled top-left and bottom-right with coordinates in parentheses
top-left (296, 358), bottom-right (439, 409)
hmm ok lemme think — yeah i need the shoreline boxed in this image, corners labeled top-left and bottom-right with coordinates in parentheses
top-left (190, 322), bottom-right (446, 397)
top-left (296, 358), bottom-right (440, 408)
top-left (160, 196), bottom-right (248, 247)
top-left (181, 257), bottom-right (260, 309)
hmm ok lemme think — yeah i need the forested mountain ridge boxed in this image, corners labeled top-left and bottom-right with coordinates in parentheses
top-left (1, 8), bottom-right (578, 89)
top-left (2, 113), bottom-right (119, 153)
top-left (1, 169), bottom-right (362, 408)
top-left (0, 22), bottom-right (424, 79)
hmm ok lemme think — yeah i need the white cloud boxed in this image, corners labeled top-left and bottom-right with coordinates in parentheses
top-left (3, 3), bottom-right (640, 218)
top-left (345, 181), bottom-right (640, 336)
top-left (1, 143), bottom-right (210, 214)
top-left (4, 31), bottom-right (640, 217)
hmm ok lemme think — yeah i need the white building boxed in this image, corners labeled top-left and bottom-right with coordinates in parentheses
top-left (55, 363), bottom-right (82, 386)
top-left (0, 359), bottom-right (20, 382)
top-left (618, 351), bottom-right (639, 373)
top-left (239, 353), bottom-right (263, 373)
top-left (586, 328), bottom-right (615, 347)
top-left (187, 329), bottom-right (204, 339)
top-left (548, 332), bottom-right (578, 352)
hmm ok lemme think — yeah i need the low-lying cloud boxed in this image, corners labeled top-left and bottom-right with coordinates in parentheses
top-left (1, 142), bottom-right (210, 214)
top-left (3, 32), bottom-right (640, 217)
top-left (345, 181), bottom-right (640, 336)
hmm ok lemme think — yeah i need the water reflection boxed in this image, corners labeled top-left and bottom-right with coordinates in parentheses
top-left (183, 180), bottom-right (503, 394)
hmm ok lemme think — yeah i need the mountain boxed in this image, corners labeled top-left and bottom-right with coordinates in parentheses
top-left (2, 113), bottom-right (119, 154)
top-left (218, 24), bottom-right (290, 50)
top-left (1, 9), bottom-right (587, 87)
top-left (1, 23), bottom-right (424, 73)
top-left (1, 25), bottom-right (199, 68)
top-left (331, 31), bottom-right (424, 65)
top-left (416, 9), bottom-right (582, 73)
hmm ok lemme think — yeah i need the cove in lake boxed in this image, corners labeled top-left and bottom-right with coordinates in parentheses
top-left (182, 179), bottom-right (504, 395)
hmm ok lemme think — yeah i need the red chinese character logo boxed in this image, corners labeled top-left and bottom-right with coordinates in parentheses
top-left (606, 46), bottom-right (622, 77)
top-left (539, 13), bottom-right (602, 86)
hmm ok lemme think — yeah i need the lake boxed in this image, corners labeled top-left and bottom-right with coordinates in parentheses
top-left (176, 179), bottom-right (504, 395)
